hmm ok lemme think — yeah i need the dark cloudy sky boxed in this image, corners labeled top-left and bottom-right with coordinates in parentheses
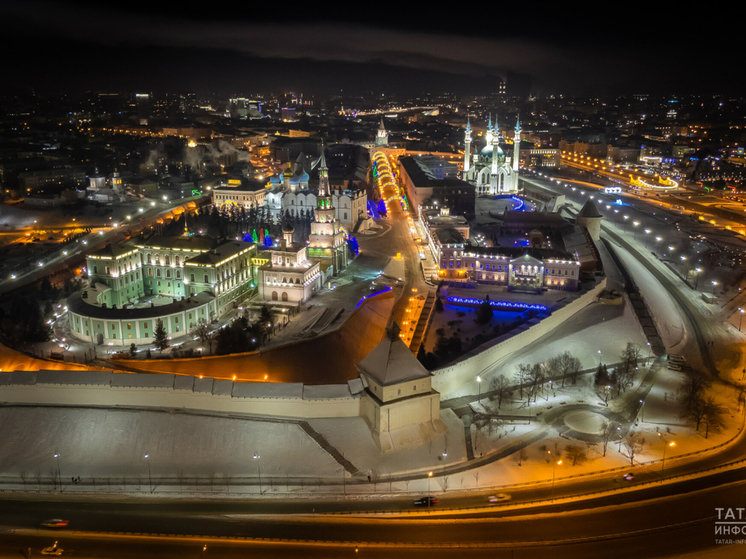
top-left (1, 1), bottom-right (741, 97)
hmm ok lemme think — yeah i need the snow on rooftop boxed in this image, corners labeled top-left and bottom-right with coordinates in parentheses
top-left (303, 384), bottom-right (352, 400)
top-left (173, 375), bottom-right (195, 391)
top-left (112, 373), bottom-right (175, 388)
top-left (193, 377), bottom-right (214, 393)
top-left (212, 379), bottom-right (233, 396)
top-left (232, 382), bottom-right (304, 399)
top-left (35, 370), bottom-right (113, 386)
top-left (347, 378), bottom-right (365, 395)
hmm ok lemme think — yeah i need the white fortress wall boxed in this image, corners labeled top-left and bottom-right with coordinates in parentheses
top-left (0, 371), bottom-right (361, 420)
top-left (432, 278), bottom-right (607, 395)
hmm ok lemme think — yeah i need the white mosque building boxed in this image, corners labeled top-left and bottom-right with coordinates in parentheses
top-left (463, 115), bottom-right (522, 196)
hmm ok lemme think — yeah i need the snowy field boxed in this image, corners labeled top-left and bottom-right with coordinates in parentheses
top-left (0, 407), bottom-right (340, 481)
top-left (445, 298), bottom-right (649, 400)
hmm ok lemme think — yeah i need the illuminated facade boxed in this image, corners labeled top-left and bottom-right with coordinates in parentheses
top-left (258, 223), bottom-right (322, 305)
top-left (308, 150), bottom-right (349, 273)
top-left (463, 115), bottom-right (521, 195)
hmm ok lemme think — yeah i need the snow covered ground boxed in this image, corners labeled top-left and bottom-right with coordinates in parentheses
top-left (444, 298), bottom-right (649, 400)
top-left (307, 409), bottom-right (466, 479)
top-left (0, 407), bottom-right (340, 481)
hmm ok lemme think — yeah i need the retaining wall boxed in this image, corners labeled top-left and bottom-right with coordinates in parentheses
top-left (432, 278), bottom-right (607, 395)
top-left (0, 370), bottom-right (361, 419)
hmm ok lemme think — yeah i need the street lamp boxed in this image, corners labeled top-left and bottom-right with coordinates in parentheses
top-left (639, 399), bottom-right (645, 422)
top-left (646, 342), bottom-right (651, 365)
top-left (428, 471), bottom-right (433, 512)
top-left (477, 376), bottom-right (482, 403)
top-left (659, 433), bottom-right (675, 471)
top-left (144, 452), bottom-right (152, 493)
top-left (53, 451), bottom-right (61, 490)
top-left (694, 267), bottom-right (702, 290)
top-left (253, 452), bottom-right (262, 495)
top-left (739, 308), bottom-right (744, 332)
top-left (711, 280), bottom-right (718, 297)
top-left (552, 459), bottom-right (562, 503)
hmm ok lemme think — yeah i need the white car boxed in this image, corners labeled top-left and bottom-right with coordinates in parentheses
top-left (488, 493), bottom-right (511, 503)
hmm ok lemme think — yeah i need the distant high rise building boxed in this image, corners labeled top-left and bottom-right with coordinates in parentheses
top-left (135, 93), bottom-right (150, 125)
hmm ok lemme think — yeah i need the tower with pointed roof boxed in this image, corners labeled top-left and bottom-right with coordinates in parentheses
top-left (375, 116), bottom-right (388, 147)
top-left (576, 198), bottom-right (603, 241)
top-left (463, 118), bottom-right (472, 174)
top-left (308, 146), bottom-right (349, 273)
top-left (357, 322), bottom-right (443, 451)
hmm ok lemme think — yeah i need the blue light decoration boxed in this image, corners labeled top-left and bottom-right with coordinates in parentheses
top-left (263, 234), bottom-right (273, 247)
top-left (446, 296), bottom-right (548, 312)
top-left (377, 199), bottom-right (387, 216)
top-left (242, 232), bottom-right (253, 243)
top-left (356, 286), bottom-right (393, 309)
top-left (347, 236), bottom-right (359, 256)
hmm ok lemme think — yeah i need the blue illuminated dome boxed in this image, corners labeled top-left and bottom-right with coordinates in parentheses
top-left (479, 144), bottom-right (504, 164)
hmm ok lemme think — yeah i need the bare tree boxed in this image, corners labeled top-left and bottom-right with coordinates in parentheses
top-left (701, 397), bottom-right (726, 439)
top-left (600, 421), bottom-right (617, 457)
top-left (527, 364), bottom-right (545, 402)
top-left (514, 363), bottom-right (532, 399)
top-left (192, 321), bottom-right (216, 354)
top-left (370, 470), bottom-right (380, 492)
top-left (490, 375), bottom-right (512, 408)
top-left (561, 352), bottom-right (582, 386)
top-left (35, 469), bottom-right (42, 491)
top-left (623, 431), bottom-right (646, 465)
top-left (564, 445), bottom-right (588, 466)
top-left (20, 471), bottom-right (28, 491)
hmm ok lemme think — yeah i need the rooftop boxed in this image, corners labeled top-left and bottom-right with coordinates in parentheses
top-left (357, 323), bottom-right (431, 387)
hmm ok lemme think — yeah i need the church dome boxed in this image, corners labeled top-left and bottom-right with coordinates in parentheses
top-left (289, 175), bottom-right (300, 185)
top-left (298, 169), bottom-right (310, 182)
top-left (283, 165), bottom-right (294, 178)
top-left (269, 175), bottom-right (281, 185)
top-left (480, 144), bottom-right (504, 164)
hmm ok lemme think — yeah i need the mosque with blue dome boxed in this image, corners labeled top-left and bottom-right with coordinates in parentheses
top-left (463, 115), bottom-right (522, 196)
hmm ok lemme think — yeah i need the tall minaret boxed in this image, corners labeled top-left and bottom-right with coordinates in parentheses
top-left (463, 117), bottom-right (472, 174)
top-left (485, 113), bottom-right (493, 146)
top-left (491, 116), bottom-right (500, 176)
top-left (513, 115), bottom-right (521, 173)
top-left (490, 116), bottom-right (500, 195)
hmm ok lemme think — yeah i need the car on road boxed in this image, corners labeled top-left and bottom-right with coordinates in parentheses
top-left (623, 472), bottom-right (634, 481)
top-left (41, 519), bottom-right (69, 529)
top-left (414, 496), bottom-right (439, 506)
top-left (488, 493), bottom-right (512, 503)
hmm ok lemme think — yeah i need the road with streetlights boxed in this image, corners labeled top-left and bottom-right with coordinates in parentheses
top-left (2, 470), bottom-right (746, 558)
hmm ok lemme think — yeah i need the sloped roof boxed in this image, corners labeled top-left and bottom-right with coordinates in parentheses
top-left (578, 199), bottom-right (602, 218)
top-left (357, 323), bottom-right (431, 387)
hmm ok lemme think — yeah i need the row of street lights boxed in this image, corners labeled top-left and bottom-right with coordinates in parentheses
top-left (49, 450), bottom-right (263, 495)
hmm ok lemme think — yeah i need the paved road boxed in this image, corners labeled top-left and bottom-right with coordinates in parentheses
top-left (2, 475), bottom-right (745, 558)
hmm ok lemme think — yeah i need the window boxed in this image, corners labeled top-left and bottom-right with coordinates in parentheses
top-left (175, 317), bottom-right (179, 323)
top-left (166, 270), bottom-right (171, 278)
top-left (204, 275), bottom-right (209, 283)
top-left (148, 268), bottom-right (153, 277)
top-left (176, 270), bottom-right (180, 279)
top-left (190, 274), bottom-right (195, 282)
top-left (127, 323), bottom-right (131, 330)
top-left (156, 269), bottom-right (161, 277)
top-left (175, 256), bottom-right (180, 266)
top-left (147, 254), bottom-right (152, 264)
top-left (165, 255), bottom-right (170, 266)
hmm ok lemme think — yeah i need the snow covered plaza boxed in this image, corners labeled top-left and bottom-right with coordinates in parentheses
top-left (1, 191), bottom-right (745, 499)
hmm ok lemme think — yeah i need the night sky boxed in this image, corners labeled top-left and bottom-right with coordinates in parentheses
top-left (2, 1), bottom-right (740, 97)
